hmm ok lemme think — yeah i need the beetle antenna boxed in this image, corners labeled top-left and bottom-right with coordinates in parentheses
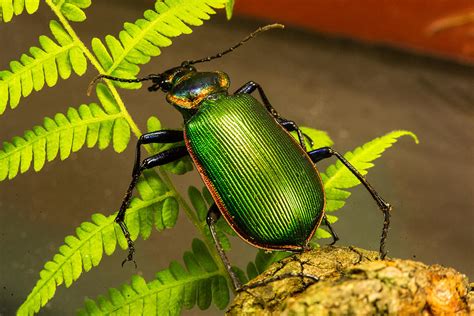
top-left (185, 23), bottom-right (285, 66)
top-left (87, 74), bottom-right (160, 96)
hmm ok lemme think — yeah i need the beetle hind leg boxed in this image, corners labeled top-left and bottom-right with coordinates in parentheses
top-left (206, 204), bottom-right (243, 290)
top-left (308, 147), bottom-right (392, 259)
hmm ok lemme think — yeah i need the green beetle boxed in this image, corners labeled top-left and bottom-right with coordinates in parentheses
top-left (92, 24), bottom-right (391, 290)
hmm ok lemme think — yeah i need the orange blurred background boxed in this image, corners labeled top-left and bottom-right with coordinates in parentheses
top-left (235, 0), bottom-right (474, 64)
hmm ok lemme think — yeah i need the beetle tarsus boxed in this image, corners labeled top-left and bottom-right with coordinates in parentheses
top-left (116, 219), bottom-right (138, 267)
top-left (121, 241), bottom-right (137, 269)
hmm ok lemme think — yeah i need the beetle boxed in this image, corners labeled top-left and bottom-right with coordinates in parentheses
top-left (90, 24), bottom-right (392, 290)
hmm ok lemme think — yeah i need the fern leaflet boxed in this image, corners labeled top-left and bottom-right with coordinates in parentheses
top-left (0, 84), bottom-right (129, 181)
top-left (91, 0), bottom-right (227, 90)
top-left (0, 0), bottom-right (91, 23)
top-left (225, 0), bottom-right (234, 19)
top-left (17, 170), bottom-right (179, 316)
top-left (0, 20), bottom-right (87, 114)
top-left (322, 130), bottom-right (419, 212)
top-left (78, 239), bottom-right (229, 315)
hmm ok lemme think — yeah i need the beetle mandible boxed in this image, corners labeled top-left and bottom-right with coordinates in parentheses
top-left (89, 24), bottom-right (392, 290)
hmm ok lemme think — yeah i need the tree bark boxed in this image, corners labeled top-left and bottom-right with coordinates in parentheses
top-left (227, 246), bottom-right (473, 315)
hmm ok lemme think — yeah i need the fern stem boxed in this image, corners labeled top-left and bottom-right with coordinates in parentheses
top-left (46, 0), bottom-right (233, 293)
top-left (45, 0), bottom-right (143, 139)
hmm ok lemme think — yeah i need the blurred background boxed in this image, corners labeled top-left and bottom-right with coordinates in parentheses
top-left (1, 0), bottom-right (473, 314)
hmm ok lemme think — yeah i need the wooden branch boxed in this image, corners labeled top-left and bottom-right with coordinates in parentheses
top-left (227, 246), bottom-right (473, 315)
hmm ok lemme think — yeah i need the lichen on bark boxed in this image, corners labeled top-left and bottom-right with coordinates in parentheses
top-left (227, 246), bottom-right (472, 315)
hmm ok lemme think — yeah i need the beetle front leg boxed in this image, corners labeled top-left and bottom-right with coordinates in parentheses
top-left (206, 204), bottom-right (242, 290)
top-left (234, 81), bottom-right (309, 149)
top-left (132, 130), bottom-right (184, 175)
top-left (116, 146), bottom-right (188, 267)
top-left (308, 147), bottom-right (392, 259)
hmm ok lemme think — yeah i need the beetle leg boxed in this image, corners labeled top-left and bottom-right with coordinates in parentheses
top-left (323, 214), bottom-right (339, 245)
top-left (234, 81), bottom-right (310, 149)
top-left (115, 146), bottom-right (188, 266)
top-left (132, 130), bottom-right (184, 176)
top-left (308, 147), bottom-right (392, 259)
top-left (234, 81), bottom-right (279, 117)
top-left (206, 204), bottom-right (242, 290)
top-left (278, 119), bottom-right (314, 149)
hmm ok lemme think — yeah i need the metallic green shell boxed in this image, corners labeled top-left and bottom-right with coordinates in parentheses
top-left (185, 94), bottom-right (325, 250)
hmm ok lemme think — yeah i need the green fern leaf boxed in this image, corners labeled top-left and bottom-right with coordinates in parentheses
top-left (91, 0), bottom-right (227, 89)
top-left (78, 239), bottom-right (229, 315)
top-left (0, 84), bottom-right (129, 182)
top-left (0, 20), bottom-right (87, 113)
top-left (225, 0), bottom-right (234, 19)
top-left (322, 130), bottom-right (418, 212)
top-left (0, 0), bottom-right (40, 22)
top-left (146, 116), bottom-right (193, 175)
top-left (56, 0), bottom-right (91, 22)
top-left (17, 171), bottom-right (177, 316)
top-left (0, 0), bottom-right (91, 23)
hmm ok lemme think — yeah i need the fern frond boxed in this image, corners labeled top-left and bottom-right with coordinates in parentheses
top-left (0, 20), bottom-right (87, 113)
top-left (17, 171), bottom-right (178, 316)
top-left (322, 130), bottom-right (418, 212)
top-left (0, 84), bottom-right (129, 182)
top-left (91, 0), bottom-right (227, 89)
top-left (78, 239), bottom-right (229, 315)
top-left (0, 0), bottom-right (91, 23)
